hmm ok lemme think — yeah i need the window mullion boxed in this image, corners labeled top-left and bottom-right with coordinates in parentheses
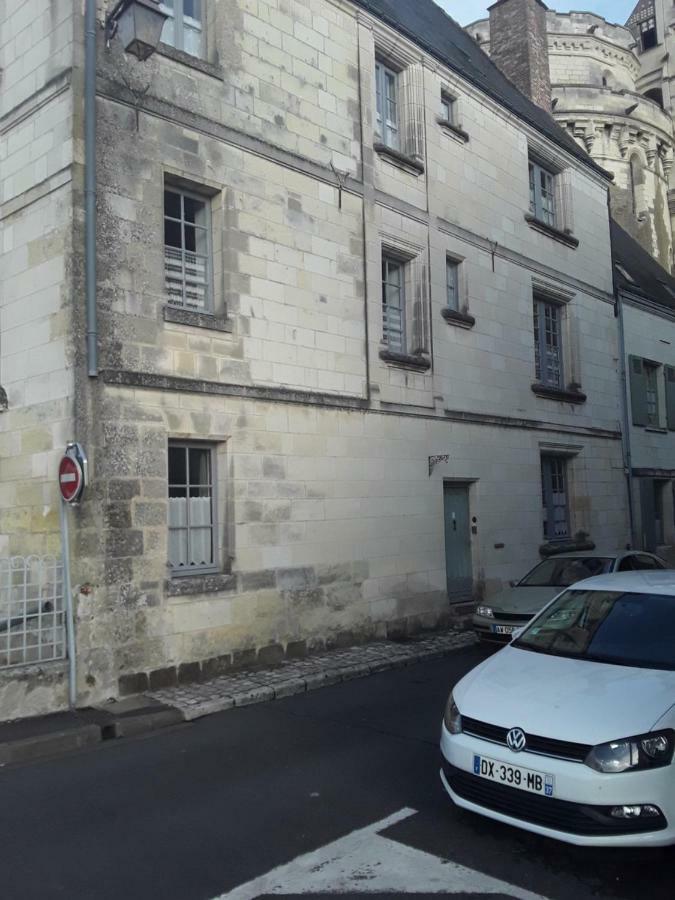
top-left (537, 302), bottom-right (547, 384)
top-left (175, 0), bottom-right (184, 51)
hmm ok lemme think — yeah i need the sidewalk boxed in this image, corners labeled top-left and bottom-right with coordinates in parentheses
top-left (148, 629), bottom-right (477, 721)
top-left (0, 628), bottom-right (476, 766)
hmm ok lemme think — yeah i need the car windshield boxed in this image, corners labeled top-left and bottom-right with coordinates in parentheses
top-left (519, 557), bottom-right (613, 588)
top-left (513, 589), bottom-right (675, 670)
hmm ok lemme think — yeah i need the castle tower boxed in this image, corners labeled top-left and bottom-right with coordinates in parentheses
top-left (468, 4), bottom-right (675, 272)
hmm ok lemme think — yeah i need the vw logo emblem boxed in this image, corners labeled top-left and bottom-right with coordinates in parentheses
top-left (506, 728), bottom-right (527, 753)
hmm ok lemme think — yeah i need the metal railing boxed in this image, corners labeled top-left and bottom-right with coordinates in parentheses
top-left (0, 557), bottom-right (65, 669)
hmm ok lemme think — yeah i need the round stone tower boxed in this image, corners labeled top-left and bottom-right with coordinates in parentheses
top-left (467, 4), bottom-right (675, 271)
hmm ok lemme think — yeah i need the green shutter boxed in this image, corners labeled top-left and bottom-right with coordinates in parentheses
top-left (666, 366), bottom-right (675, 431)
top-left (629, 356), bottom-right (648, 427)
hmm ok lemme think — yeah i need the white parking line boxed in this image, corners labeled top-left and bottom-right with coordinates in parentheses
top-left (214, 807), bottom-right (549, 898)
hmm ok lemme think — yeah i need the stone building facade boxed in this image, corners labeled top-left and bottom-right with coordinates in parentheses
top-left (0, 0), bottom-right (629, 719)
top-left (468, 2), bottom-right (675, 271)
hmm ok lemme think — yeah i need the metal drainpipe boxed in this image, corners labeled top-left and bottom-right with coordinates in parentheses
top-left (85, 0), bottom-right (98, 377)
top-left (609, 188), bottom-right (635, 548)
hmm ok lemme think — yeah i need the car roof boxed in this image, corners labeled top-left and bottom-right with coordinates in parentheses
top-left (568, 571), bottom-right (675, 596)
top-left (534, 551), bottom-right (643, 560)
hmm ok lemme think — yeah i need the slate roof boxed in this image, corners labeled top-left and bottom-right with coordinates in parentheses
top-left (350, 0), bottom-right (609, 178)
top-left (611, 218), bottom-right (675, 312)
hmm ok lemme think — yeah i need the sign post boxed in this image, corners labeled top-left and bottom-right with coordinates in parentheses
top-left (58, 443), bottom-right (88, 709)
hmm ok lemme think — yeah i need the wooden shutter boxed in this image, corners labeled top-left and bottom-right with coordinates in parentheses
top-left (665, 366), bottom-right (675, 430)
top-left (555, 169), bottom-right (575, 234)
top-left (629, 356), bottom-right (648, 426)
top-left (409, 257), bottom-right (429, 356)
top-left (399, 64), bottom-right (425, 160)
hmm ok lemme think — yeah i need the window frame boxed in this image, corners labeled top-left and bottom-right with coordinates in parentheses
top-left (440, 91), bottom-right (456, 126)
top-left (533, 296), bottom-right (564, 389)
top-left (529, 159), bottom-right (557, 228)
top-left (159, 0), bottom-right (205, 58)
top-left (446, 257), bottom-right (460, 312)
top-left (164, 186), bottom-right (214, 313)
top-left (645, 360), bottom-right (661, 428)
top-left (381, 252), bottom-right (407, 354)
top-left (375, 59), bottom-right (400, 151)
top-left (541, 455), bottom-right (571, 542)
top-left (168, 441), bottom-right (219, 577)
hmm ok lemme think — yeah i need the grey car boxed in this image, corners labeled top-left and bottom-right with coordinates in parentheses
top-left (473, 551), bottom-right (668, 645)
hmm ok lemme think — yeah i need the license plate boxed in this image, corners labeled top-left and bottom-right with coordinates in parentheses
top-left (492, 625), bottom-right (515, 635)
top-left (473, 754), bottom-right (554, 797)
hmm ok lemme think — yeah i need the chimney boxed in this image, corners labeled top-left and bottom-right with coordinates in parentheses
top-left (488, 0), bottom-right (552, 113)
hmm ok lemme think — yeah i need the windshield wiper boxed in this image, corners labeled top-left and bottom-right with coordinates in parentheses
top-left (512, 641), bottom-right (583, 661)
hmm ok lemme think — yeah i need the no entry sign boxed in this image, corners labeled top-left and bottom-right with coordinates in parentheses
top-left (58, 444), bottom-right (88, 504)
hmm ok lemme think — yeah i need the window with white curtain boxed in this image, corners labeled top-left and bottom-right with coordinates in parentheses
top-left (168, 443), bottom-right (216, 573)
top-left (375, 60), bottom-right (400, 150)
top-left (159, 0), bottom-right (204, 58)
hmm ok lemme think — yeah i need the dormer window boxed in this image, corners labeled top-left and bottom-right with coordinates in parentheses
top-left (639, 17), bottom-right (658, 51)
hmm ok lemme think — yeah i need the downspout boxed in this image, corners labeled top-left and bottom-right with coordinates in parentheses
top-left (85, 0), bottom-right (98, 377)
top-left (609, 192), bottom-right (635, 547)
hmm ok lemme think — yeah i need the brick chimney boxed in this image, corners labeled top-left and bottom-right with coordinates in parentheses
top-left (488, 0), bottom-right (552, 113)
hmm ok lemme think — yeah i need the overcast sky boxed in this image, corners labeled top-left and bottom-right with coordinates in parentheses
top-left (437, 1), bottom-right (636, 27)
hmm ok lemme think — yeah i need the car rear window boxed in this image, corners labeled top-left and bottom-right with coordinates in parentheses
top-left (514, 589), bottom-right (675, 670)
top-left (519, 557), bottom-right (612, 588)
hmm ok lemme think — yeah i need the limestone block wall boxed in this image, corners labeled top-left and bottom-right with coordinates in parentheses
top-left (0, 1), bottom-right (77, 561)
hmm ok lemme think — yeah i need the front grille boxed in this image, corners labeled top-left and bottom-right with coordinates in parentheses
top-left (461, 717), bottom-right (592, 763)
top-left (443, 762), bottom-right (667, 836)
top-left (491, 611), bottom-right (534, 622)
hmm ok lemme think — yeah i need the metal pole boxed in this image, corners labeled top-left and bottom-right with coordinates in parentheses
top-left (60, 500), bottom-right (77, 709)
top-left (85, 0), bottom-right (98, 377)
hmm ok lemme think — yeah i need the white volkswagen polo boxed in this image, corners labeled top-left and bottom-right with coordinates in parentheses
top-left (440, 571), bottom-right (675, 846)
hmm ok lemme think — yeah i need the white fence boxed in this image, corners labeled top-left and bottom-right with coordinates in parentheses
top-left (0, 556), bottom-right (65, 669)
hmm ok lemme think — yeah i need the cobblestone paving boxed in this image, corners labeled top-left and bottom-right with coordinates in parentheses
top-left (148, 631), bottom-right (477, 721)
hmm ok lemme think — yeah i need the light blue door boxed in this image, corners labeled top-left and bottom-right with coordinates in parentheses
top-left (443, 484), bottom-right (473, 599)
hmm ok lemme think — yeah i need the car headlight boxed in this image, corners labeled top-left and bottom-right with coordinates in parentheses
top-left (476, 606), bottom-right (494, 618)
top-left (443, 693), bottom-right (463, 734)
top-left (585, 730), bottom-right (675, 773)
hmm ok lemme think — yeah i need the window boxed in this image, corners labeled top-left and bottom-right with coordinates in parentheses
top-left (645, 361), bottom-right (660, 427)
top-left (628, 154), bottom-right (641, 216)
top-left (541, 456), bottom-right (570, 541)
top-left (446, 259), bottom-right (459, 311)
top-left (375, 60), bottom-right (400, 150)
top-left (382, 254), bottom-right (406, 352)
top-left (160, 0), bottom-right (204, 57)
top-left (529, 160), bottom-right (557, 227)
top-left (533, 298), bottom-right (563, 388)
top-left (440, 92), bottom-right (456, 125)
top-left (168, 443), bottom-right (216, 573)
top-left (164, 188), bottom-right (212, 312)
top-left (639, 17), bottom-right (658, 52)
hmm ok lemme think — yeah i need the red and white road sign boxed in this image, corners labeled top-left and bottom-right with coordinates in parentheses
top-left (58, 448), bottom-right (85, 503)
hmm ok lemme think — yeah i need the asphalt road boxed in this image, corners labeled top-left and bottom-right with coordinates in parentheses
top-left (1, 644), bottom-right (674, 899)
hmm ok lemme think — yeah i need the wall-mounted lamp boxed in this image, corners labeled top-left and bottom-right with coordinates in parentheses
top-left (105, 0), bottom-right (169, 61)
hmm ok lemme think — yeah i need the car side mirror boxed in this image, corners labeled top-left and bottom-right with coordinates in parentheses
top-left (509, 580), bottom-right (517, 588)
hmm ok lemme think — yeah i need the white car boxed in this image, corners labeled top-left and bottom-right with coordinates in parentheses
top-left (441, 571), bottom-right (675, 846)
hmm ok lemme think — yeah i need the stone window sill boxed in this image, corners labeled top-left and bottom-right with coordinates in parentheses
top-left (379, 349), bottom-right (431, 371)
top-left (166, 572), bottom-right (235, 597)
top-left (525, 214), bottom-right (579, 249)
top-left (437, 118), bottom-right (469, 143)
top-left (163, 305), bottom-right (233, 333)
top-left (645, 426), bottom-right (669, 434)
top-left (157, 43), bottom-right (224, 80)
top-left (441, 307), bottom-right (475, 329)
top-left (532, 382), bottom-right (587, 404)
top-left (373, 142), bottom-right (425, 176)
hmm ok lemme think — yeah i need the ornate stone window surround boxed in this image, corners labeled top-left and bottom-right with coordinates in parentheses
top-left (379, 234), bottom-right (432, 371)
top-left (371, 23), bottom-right (426, 176)
top-left (530, 279), bottom-right (585, 404)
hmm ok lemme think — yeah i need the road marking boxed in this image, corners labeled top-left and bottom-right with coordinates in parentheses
top-left (215, 808), bottom-right (549, 898)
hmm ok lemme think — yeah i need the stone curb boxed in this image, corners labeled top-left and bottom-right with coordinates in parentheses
top-left (152, 631), bottom-right (477, 722)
